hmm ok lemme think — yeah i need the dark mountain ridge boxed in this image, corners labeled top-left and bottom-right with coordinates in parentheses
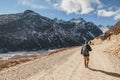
top-left (0, 10), bottom-right (103, 52)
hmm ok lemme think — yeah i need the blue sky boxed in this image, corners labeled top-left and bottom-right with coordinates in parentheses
top-left (0, 0), bottom-right (120, 26)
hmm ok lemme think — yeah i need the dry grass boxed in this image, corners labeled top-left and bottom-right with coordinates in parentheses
top-left (48, 48), bottom-right (68, 55)
top-left (0, 53), bottom-right (47, 71)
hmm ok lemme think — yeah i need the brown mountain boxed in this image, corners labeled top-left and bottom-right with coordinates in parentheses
top-left (106, 20), bottom-right (120, 35)
top-left (99, 21), bottom-right (120, 40)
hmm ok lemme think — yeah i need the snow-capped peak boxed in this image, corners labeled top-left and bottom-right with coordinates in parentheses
top-left (70, 18), bottom-right (86, 24)
top-left (98, 25), bottom-right (112, 33)
top-left (24, 10), bottom-right (39, 16)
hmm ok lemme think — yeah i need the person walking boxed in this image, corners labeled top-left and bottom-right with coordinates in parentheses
top-left (81, 41), bottom-right (92, 68)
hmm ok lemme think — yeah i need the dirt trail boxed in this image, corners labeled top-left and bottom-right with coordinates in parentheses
top-left (0, 42), bottom-right (120, 80)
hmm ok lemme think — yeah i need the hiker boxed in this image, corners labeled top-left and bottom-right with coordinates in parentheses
top-left (81, 41), bottom-right (92, 68)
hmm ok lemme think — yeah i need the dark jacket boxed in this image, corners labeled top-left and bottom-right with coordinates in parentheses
top-left (81, 44), bottom-right (92, 55)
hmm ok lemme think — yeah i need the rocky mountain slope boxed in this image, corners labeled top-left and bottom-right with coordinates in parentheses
top-left (106, 21), bottom-right (120, 35)
top-left (92, 20), bottom-right (120, 57)
top-left (98, 21), bottom-right (120, 40)
top-left (0, 10), bottom-right (102, 52)
top-left (105, 21), bottom-right (120, 58)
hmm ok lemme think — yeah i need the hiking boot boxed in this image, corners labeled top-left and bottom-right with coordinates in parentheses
top-left (86, 62), bottom-right (89, 68)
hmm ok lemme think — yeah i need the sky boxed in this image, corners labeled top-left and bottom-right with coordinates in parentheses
top-left (0, 0), bottom-right (120, 26)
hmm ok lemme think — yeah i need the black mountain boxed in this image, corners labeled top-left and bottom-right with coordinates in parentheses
top-left (0, 10), bottom-right (103, 52)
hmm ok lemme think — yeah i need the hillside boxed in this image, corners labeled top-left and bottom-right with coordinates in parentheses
top-left (92, 21), bottom-right (120, 57)
top-left (0, 10), bottom-right (102, 52)
top-left (107, 21), bottom-right (120, 35)
top-left (99, 21), bottom-right (120, 40)
top-left (105, 21), bottom-right (120, 57)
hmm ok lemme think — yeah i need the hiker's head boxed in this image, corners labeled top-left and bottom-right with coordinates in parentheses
top-left (85, 41), bottom-right (88, 44)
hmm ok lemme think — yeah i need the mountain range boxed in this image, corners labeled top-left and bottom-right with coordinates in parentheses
top-left (0, 10), bottom-right (103, 52)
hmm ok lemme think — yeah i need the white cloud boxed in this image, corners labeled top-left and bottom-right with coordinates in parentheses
top-left (18, 0), bottom-right (120, 20)
top-left (97, 9), bottom-right (116, 17)
top-left (97, 9), bottom-right (120, 20)
top-left (18, 0), bottom-right (46, 9)
top-left (114, 10), bottom-right (120, 20)
top-left (114, 14), bottom-right (120, 20)
top-left (45, 0), bottom-right (50, 3)
top-left (53, 0), bottom-right (102, 14)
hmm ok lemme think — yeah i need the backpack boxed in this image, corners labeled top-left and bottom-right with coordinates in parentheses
top-left (81, 44), bottom-right (89, 56)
